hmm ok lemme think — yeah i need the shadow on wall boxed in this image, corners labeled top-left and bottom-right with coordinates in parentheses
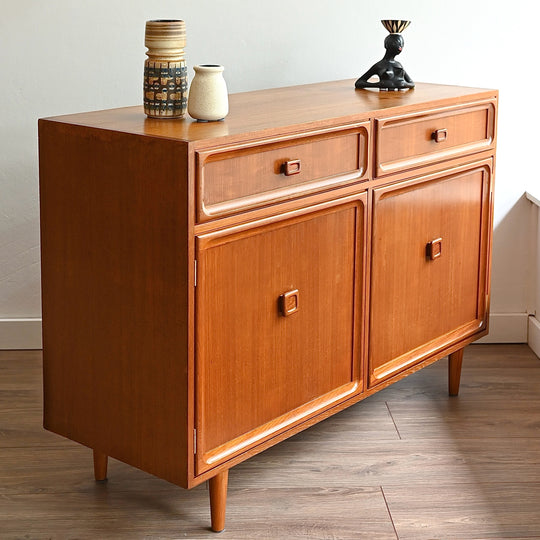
top-left (490, 193), bottom-right (532, 316)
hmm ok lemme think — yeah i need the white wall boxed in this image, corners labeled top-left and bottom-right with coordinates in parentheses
top-left (0, 0), bottom-right (533, 347)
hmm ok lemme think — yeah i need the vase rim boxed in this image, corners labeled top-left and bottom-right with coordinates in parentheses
top-left (145, 19), bottom-right (186, 47)
top-left (194, 64), bottom-right (224, 71)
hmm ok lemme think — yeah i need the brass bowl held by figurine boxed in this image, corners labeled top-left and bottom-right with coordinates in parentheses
top-left (355, 19), bottom-right (414, 91)
top-left (381, 19), bottom-right (411, 33)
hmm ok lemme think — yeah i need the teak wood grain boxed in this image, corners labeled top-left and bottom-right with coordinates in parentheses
top-left (39, 123), bottom-right (193, 487)
top-left (45, 80), bottom-right (497, 146)
top-left (195, 197), bottom-right (365, 473)
top-left (196, 124), bottom-right (369, 220)
top-left (375, 100), bottom-right (496, 176)
top-left (38, 79), bottom-right (497, 532)
top-left (369, 161), bottom-right (492, 385)
top-left (448, 348), bottom-right (464, 396)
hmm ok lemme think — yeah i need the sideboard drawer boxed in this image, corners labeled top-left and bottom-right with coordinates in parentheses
top-left (375, 101), bottom-right (496, 176)
top-left (196, 124), bottom-right (369, 221)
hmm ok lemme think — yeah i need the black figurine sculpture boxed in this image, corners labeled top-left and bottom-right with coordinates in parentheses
top-left (355, 20), bottom-right (414, 91)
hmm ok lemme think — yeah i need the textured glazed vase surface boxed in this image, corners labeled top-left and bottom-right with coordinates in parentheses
top-left (144, 19), bottom-right (188, 119)
top-left (188, 65), bottom-right (229, 122)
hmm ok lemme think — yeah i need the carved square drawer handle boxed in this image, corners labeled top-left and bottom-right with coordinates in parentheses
top-left (426, 238), bottom-right (443, 260)
top-left (282, 159), bottom-right (302, 176)
top-left (279, 289), bottom-right (299, 316)
top-left (431, 129), bottom-right (448, 143)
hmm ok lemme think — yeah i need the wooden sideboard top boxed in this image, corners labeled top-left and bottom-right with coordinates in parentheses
top-left (40, 80), bottom-right (497, 146)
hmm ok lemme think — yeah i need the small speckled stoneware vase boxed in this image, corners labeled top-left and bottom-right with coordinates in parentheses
top-left (188, 65), bottom-right (229, 122)
top-left (143, 19), bottom-right (188, 119)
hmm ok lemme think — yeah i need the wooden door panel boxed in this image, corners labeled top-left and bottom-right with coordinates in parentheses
top-left (369, 162), bottom-right (491, 385)
top-left (196, 197), bottom-right (365, 473)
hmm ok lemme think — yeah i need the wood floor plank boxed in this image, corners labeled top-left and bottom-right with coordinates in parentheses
top-left (368, 347), bottom-right (540, 403)
top-left (0, 408), bottom-right (73, 448)
top-left (283, 398), bottom-right (400, 442)
top-left (0, 386), bottom-right (41, 409)
top-left (384, 482), bottom-right (540, 539)
top-left (0, 350), bottom-right (42, 409)
top-left (387, 398), bottom-right (540, 439)
top-left (233, 437), bottom-right (540, 488)
top-left (462, 344), bottom-right (540, 367)
top-left (2, 436), bottom-right (539, 494)
top-left (0, 486), bottom-right (396, 539)
top-left (0, 345), bottom-right (539, 538)
top-left (0, 447), bottom-right (183, 495)
top-left (0, 350), bottom-right (42, 384)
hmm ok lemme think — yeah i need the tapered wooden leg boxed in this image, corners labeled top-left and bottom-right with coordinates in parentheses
top-left (209, 470), bottom-right (229, 533)
top-left (93, 450), bottom-right (108, 481)
top-left (448, 348), bottom-right (464, 396)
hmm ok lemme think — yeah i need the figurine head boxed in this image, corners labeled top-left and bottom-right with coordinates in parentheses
top-left (384, 33), bottom-right (404, 57)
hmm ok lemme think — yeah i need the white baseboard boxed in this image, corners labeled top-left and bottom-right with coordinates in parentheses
top-left (527, 316), bottom-right (540, 358)
top-left (0, 319), bottom-right (43, 350)
top-left (476, 312), bottom-right (528, 344)
top-left (0, 313), bottom-right (532, 350)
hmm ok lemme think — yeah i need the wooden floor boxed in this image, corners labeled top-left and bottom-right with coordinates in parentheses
top-left (1, 344), bottom-right (540, 539)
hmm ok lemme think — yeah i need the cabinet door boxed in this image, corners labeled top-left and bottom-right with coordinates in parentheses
top-left (195, 196), bottom-right (366, 474)
top-left (369, 161), bottom-right (492, 386)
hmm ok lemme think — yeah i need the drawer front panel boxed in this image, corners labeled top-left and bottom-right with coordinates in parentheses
top-left (195, 195), bottom-right (366, 474)
top-left (375, 101), bottom-right (495, 176)
top-left (197, 124), bottom-right (369, 221)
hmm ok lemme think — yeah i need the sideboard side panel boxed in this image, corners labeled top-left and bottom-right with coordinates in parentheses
top-left (39, 121), bottom-right (191, 487)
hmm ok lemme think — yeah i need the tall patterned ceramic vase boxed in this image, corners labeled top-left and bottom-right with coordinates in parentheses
top-left (143, 20), bottom-right (188, 119)
top-left (188, 65), bottom-right (229, 122)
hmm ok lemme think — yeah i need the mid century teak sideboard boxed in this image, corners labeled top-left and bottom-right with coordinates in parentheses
top-left (38, 79), bottom-right (497, 532)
